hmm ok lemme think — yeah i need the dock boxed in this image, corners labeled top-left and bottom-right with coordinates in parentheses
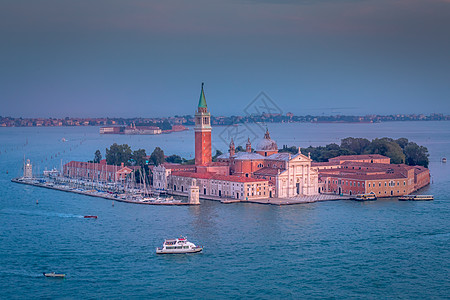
top-left (11, 178), bottom-right (193, 206)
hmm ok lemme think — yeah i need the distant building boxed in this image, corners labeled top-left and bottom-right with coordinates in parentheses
top-left (63, 160), bottom-right (139, 182)
top-left (313, 156), bottom-right (430, 197)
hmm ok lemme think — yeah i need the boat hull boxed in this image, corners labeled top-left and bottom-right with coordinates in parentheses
top-left (156, 247), bottom-right (203, 254)
top-left (43, 272), bottom-right (66, 278)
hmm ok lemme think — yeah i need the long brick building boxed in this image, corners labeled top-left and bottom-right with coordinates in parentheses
top-left (313, 155), bottom-right (430, 197)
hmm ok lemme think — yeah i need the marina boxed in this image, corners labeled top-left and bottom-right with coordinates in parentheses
top-left (11, 177), bottom-right (191, 206)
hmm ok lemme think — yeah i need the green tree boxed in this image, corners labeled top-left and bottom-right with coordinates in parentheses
top-left (235, 146), bottom-right (245, 152)
top-left (365, 138), bottom-right (405, 164)
top-left (395, 138), bottom-right (409, 149)
top-left (279, 145), bottom-right (299, 155)
top-left (166, 154), bottom-right (183, 164)
top-left (159, 120), bottom-right (172, 131)
top-left (404, 142), bottom-right (429, 167)
top-left (149, 147), bottom-right (165, 166)
top-left (212, 150), bottom-right (223, 161)
top-left (132, 149), bottom-right (147, 167)
top-left (341, 137), bottom-right (370, 154)
top-left (94, 149), bottom-right (102, 163)
top-left (106, 143), bottom-right (132, 166)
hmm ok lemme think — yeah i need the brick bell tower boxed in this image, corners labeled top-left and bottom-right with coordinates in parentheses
top-left (194, 83), bottom-right (212, 165)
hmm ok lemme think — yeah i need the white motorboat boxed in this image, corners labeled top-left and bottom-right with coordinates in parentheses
top-left (156, 236), bottom-right (203, 254)
top-left (43, 272), bottom-right (66, 278)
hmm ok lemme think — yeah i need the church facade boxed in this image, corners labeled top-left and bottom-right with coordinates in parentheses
top-left (152, 84), bottom-right (319, 200)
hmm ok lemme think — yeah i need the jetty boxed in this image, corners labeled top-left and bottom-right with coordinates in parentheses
top-left (11, 177), bottom-right (192, 206)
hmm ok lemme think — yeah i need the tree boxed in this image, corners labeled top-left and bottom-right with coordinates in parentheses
top-left (212, 150), bottom-right (223, 161)
top-left (279, 145), bottom-right (299, 155)
top-left (132, 149), bottom-right (147, 167)
top-left (235, 146), bottom-right (245, 152)
top-left (365, 138), bottom-right (405, 164)
top-left (404, 142), bottom-right (429, 167)
top-left (149, 147), bottom-right (165, 166)
top-left (166, 154), bottom-right (183, 164)
top-left (395, 138), bottom-right (409, 149)
top-left (341, 137), bottom-right (370, 154)
top-left (159, 120), bottom-right (172, 131)
top-left (106, 143), bottom-right (132, 166)
top-left (94, 149), bottom-right (102, 163)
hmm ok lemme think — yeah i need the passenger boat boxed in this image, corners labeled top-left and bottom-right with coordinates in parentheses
top-left (355, 193), bottom-right (377, 201)
top-left (399, 195), bottom-right (434, 201)
top-left (84, 215), bottom-right (98, 219)
top-left (156, 236), bottom-right (203, 254)
top-left (43, 272), bottom-right (66, 278)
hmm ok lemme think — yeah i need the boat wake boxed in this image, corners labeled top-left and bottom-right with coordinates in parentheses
top-left (0, 269), bottom-right (44, 278)
top-left (0, 208), bottom-right (84, 219)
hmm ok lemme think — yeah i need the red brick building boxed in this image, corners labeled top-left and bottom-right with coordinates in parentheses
top-left (63, 159), bottom-right (139, 182)
top-left (315, 156), bottom-right (430, 197)
top-left (194, 83), bottom-right (212, 166)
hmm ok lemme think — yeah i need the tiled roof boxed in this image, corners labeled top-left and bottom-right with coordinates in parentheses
top-left (329, 154), bottom-right (389, 161)
top-left (253, 167), bottom-right (282, 176)
top-left (64, 161), bottom-right (139, 173)
top-left (172, 172), bottom-right (267, 183)
top-left (233, 152), bottom-right (265, 160)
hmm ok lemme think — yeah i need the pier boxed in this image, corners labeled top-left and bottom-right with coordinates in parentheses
top-left (11, 177), bottom-right (193, 206)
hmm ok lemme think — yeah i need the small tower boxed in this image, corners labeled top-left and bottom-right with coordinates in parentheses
top-left (188, 179), bottom-right (200, 205)
top-left (229, 138), bottom-right (235, 157)
top-left (246, 137), bottom-right (252, 153)
top-left (264, 128), bottom-right (271, 139)
top-left (194, 83), bottom-right (212, 165)
top-left (24, 159), bottom-right (32, 178)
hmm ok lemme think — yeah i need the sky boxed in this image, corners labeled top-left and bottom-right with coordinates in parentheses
top-left (1, 0), bottom-right (449, 118)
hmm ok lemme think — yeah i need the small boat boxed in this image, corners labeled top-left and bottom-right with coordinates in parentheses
top-left (156, 236), bottom-right (203, 254)
top-left (84, 215), bottom-right (98, 219)
top-left (442, 158), bottom-right (447, 163)
top-left (399, 195), bottom-right (434, 201)
top-left (355, 193), bottom-right (377, 201)
top-left (43, 272), bottom-right (66, 278)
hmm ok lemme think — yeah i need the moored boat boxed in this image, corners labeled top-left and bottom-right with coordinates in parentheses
top-left (156, 236), bottom-right (203, 254)
top-left (399, 195), bottom-right (433, 201)
top-left (43, 272), bottom-right (66, 278)
top-left (355, 193), bottom-right (377, 201)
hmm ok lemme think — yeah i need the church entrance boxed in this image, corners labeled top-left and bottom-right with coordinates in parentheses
top-left (296, 183), bottom-right (300, 195)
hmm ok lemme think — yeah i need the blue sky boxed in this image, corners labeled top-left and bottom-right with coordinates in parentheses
top-left (1, 0), bottom-right (449, 118)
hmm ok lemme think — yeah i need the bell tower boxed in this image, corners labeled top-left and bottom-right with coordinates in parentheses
top-left (194, 83), bottom-right (212, 165)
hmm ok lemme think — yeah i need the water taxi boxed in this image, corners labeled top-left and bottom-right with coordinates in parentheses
top-left (156, 236), bottom-right (203, 254)
top-left (43, 272), bottom-right (66, 278)
top-left (355, 193), bottom-right (377, 201)
top-left (399, 195), bottom-right (434, 201)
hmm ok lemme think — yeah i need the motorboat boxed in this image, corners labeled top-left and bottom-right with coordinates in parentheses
top-left (43, 272), bottom-right (66, 278)
top-left (156, 236), bottom-right (203, 254)
top-left (355, 193), bottom-right (377, 201)
top-left (84, 215), bottom-right (98, 219)
top-left (399, 195), bottom-right (433, 201)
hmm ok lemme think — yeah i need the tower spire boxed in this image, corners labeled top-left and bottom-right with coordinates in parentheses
top-left (198, 82), bottom-right (207, 111)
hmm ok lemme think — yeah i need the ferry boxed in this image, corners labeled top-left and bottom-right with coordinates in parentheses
top-left (355, 193), bottom-right (377, 201)
top-left (43, 272), bottom-right (66, 278)
top-left (399, 195), bottom-right (434, 201)
top-left (156, 236), bottom-right (203, 254)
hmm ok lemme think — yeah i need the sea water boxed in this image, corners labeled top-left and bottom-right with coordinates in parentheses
top-left (0, 122), bottom-right (449, 299)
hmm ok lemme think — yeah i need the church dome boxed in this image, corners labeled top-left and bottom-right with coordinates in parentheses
top-left (255, 129), bottom-right (278, 152)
